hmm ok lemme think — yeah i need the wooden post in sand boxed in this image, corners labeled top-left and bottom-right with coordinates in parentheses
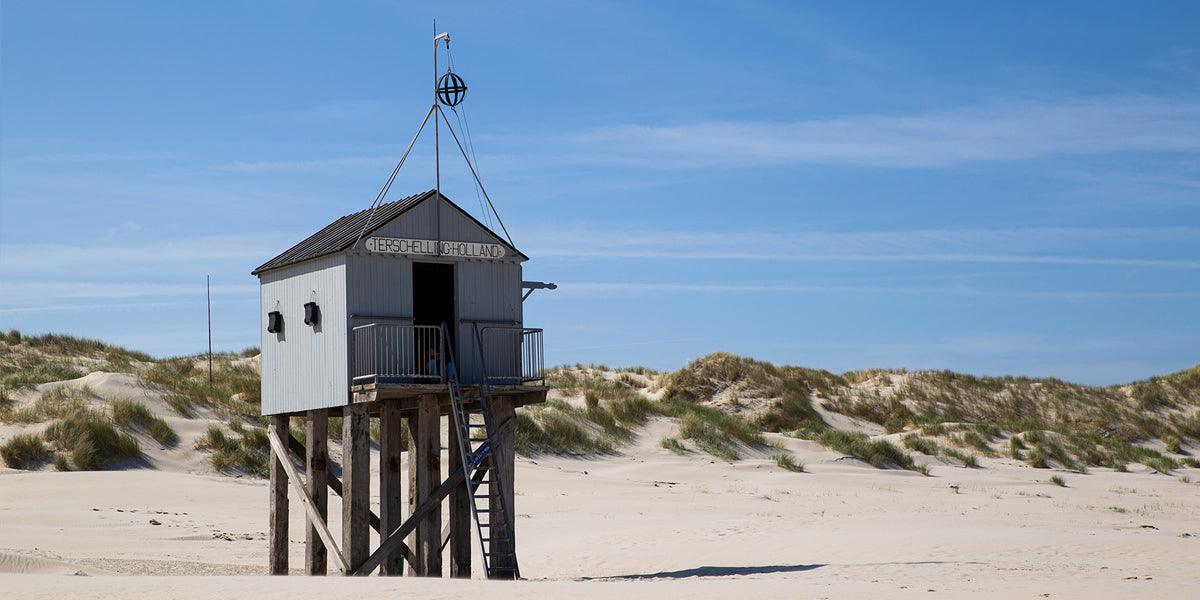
top-left (268, 414), bottom-right (290, 575)
top-left (342, 402), bottom-right (371, 573)
top-left (380, 401), bottom-right (406, 576)
top-left (407, 394), bottom-right (441, 576)
top-left (448, 406), bottom-right (471, 578)
top-left (489, 396), bottom-right (517, 579)
top-left (304, 411), bottom-right (328, 575)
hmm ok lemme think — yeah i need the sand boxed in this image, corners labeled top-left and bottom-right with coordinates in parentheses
top-left (2, 413), bottom-right (1198, 599)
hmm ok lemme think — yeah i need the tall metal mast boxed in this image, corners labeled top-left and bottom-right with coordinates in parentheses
top-left (433, 23), bottom-right (449, 252)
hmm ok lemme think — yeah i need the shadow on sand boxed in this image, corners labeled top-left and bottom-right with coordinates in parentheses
top-left (581, 563), bottom-right (825, 580)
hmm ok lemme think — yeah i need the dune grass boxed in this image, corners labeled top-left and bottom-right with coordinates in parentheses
top-left (940, 446), bottom-right (980, 468)
top-left (953, 431), bottom-right (996, 456)
top-left (902, 433), bottom-right (939, 455)
top-left (195, 424), bottom-right (269, 477)
top-left (659, 436), bottom-right (687, 455)
top-left (515, 400), bottom-right (615, 457)
top-left (1, 433), bottom-right (50, 469)
top-left (663, 352), bottom-right (830, 432)
top-left (773, 453), bottom-right (805, 472)
top-left (110, 398), bottom-right (178, 446)
top-left (43, 408), bottom-right (141, 470)
top-left (1050, 475), bottom-right (1067, 487)
top-left (659, 397), bottom-right (765, 461)
top-left (1, 385), bottom-right (94, 424)
top-left (678, 412), bottom-right (740, 460)
top-left (1009, 436), bottom-right (1026, 459)
top-left (141, 358), bottom-right (261, 421)
top-left (0, 331), bottom-right (152, 391)
top-left (801, 429), bottom-right (924, 473)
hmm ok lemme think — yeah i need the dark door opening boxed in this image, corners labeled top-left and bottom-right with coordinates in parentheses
top-left (412, 262), bottom-right (456, 368)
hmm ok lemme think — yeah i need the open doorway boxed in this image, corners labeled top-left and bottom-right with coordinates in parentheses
top-left (412, 262), bottom-right (456, 368)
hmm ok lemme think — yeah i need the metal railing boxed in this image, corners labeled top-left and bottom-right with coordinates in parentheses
top-left (477, 326), bottom-right (544, 385)
top-left (352, 323), bottom-right (444, 384)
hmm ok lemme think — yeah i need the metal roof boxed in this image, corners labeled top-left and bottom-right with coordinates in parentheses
top-left (251, 189), bottom-right (525, 275)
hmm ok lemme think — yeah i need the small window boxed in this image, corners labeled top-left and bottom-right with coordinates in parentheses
top-left (267, 311), bottom-right (283, 333)
top-left (304, 302), bottom-right (320, 326)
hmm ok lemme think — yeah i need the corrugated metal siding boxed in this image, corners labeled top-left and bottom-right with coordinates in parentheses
top-left (455, 261), bottom-right (522, 383)
top-left (260, 254), bottom-right (348, 415)
top-left (344, 252), bottom-right (413, 380)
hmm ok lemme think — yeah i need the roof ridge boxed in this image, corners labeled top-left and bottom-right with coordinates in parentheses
top-left (250, 189), bottom-right (522, 275)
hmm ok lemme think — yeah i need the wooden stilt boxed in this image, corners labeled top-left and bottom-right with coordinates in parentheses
top-left (489, 396), bottom-right (517, 579)
top-left (304, 411), bottom-right (328, 575)
top-left (268, 414), bottom-right (290, 575)
top-left (407, 394), bottom-right (441, 576)
top-left (448, 409), bottom-right (471, 578)
top-left (380, 401), bottom-right (405, 576)
top-left (342, 402), bottom-right (371, 573)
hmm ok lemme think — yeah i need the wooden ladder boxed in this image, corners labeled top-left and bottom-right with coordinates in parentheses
top-left (442, 323), bottom-right (521, 580)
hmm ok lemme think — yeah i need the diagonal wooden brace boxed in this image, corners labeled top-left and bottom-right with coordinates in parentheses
top-left (354, 414), bottom-right (514, 576)
top-left (285, 431), bottom-right (416, 569)
top-left (355, 464), bottom-right (486, 576)
top-left (266, 427), bottom-right (351, 573)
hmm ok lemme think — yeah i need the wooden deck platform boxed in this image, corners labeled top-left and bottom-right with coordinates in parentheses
top-left (344, 383), bottom-right (548, 417)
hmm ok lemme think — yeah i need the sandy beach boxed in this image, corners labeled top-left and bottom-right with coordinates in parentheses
top-left (3, 415), bottom-right (1198, 599)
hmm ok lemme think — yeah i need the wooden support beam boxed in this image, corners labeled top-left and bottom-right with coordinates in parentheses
top-left (490, 396), bottom-right (517, 579)
top-left (265, 425), bottom-right (350, 574)
top-left (354, 417), bottom-right (517, 577)
top-left (448, 413), bottom-right (471, 578)
top-left (407, 394), bottom-right (441, 577)
top-left (342, 402), bottom-right (371, 573)
top-left (355, 464), bottom-right (486, 576)
top-left (268, 414), bottom-right (289, 575)
top-left (304, 411), bottom-right (328, 575)
top-left (286, 433), bottom-right (381, 534)
top-left (285, 431), bottom-right (417, 568)
top-left (379, 402), bottom-right (405, 576)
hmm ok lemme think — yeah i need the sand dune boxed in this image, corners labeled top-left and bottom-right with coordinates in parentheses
top-left (3, 418), bottom-right (1198, 599)
top-left (2, 339), bottom-right (1199, 598)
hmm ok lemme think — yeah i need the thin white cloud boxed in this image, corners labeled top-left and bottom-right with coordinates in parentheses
top-left (523, 225), bottom-right (1200, 269)
top-left (555, 281), bottom-right (1200, 299)
top-left (570, 96), bottom-right (1200, 168)
top-left (0, 232), bottom-right (304, 274)
top-left (0, 281), bottom-right (258, 303)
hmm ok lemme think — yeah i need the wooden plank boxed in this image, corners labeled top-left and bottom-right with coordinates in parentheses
top-left (268, 415), bottom-right (289, 575)
top-left (355, 465), bottom-right (486, 576)
top-left (447, 415), bottom-right (471, 578)
top-left (285, 431), bottom-right (419, 567)
top-left (286, 433), bottom-right (382, 534)
top-left (379, 402), bottom-right (405, 576)
top-left (407, 394), bottom-right (441, 576)
top-left (304, 411), bottom-right (329, 575)
top-left (342, 402), bottom-right (371, 573)
top-left (349, 389), bottom-right (378, 404)
top-left (490, 396), bottom-right (517, 579)
top-left (265, 426), bottom-right (350, 574)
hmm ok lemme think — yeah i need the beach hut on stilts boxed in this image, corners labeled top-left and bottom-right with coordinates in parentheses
top-left (251, 27), bottom-right (553, 579)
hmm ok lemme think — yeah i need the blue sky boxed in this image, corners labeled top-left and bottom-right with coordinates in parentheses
top-left (2, 1), bottom-right (1198, 384)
